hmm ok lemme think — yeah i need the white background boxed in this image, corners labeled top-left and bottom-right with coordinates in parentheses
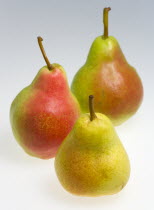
top-left (0, 0), bottom-right (154, 209)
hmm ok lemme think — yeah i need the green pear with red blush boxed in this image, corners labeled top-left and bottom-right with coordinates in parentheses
top-left (71, 7), bottom-right (143, 125)
top-left (10, 37), bottom-right (80, 159)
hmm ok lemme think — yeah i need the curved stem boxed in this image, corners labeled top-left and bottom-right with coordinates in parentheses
top-left (103, 7), bottom-right (111, 38)
top-left (37, 36), bottom-right (53, 70)
top-left (89, 95), bottom-right (97, 121)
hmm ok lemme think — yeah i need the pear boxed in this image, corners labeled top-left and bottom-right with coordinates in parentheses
top-left (71, 7), bottom-right (143, 125)
top-left (10, 37), bottom-right (80, 159)
top-left (55, 95), bottom-right (130, 197)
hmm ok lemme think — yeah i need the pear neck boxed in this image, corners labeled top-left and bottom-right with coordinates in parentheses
top-left (85, 36), bottom-right (123, 66)
top-left (32, 68), bottom-right (68, 95)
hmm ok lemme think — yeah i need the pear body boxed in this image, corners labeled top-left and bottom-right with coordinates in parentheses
top-left (10, 64), bottom-right (80, 159)
top-left (55, 113), bottom-right (130, 196)
top-left (71, 36), bottom-right (143, 125)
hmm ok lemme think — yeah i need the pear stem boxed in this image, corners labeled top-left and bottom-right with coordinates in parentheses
top-left (103, 7), bottom-right (111, 38)
top-left (37, 36), bottom-right (53, 70)
top-left (89, 95), bottom-right (97, 121)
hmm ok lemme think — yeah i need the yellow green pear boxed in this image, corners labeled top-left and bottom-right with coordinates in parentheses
top-left (55, 95), bottom-right (130, 197)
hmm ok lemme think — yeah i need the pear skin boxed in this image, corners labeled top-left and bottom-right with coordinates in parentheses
top-left (10, 37), bottom-right (80, 159)
top-left (71, 8), bottom-right (143, 125)
top-left (55, 96), bottom-right (130, 196)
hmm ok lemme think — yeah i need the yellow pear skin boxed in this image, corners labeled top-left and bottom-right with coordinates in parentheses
top-left (55, 96), bottom-right (130, 197)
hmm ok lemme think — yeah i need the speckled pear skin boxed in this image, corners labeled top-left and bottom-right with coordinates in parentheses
top-left (55, 113), bottom-right (130, 197)
top-left (10, 64), bottom-right (80, 159)
top-left (71, 36), bottom-right (143, 125)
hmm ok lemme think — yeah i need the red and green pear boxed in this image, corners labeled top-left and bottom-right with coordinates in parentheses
top-left (10, 37), bottom-right (80, 159)
top-left (71, 8), bottom-right (143, 125)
